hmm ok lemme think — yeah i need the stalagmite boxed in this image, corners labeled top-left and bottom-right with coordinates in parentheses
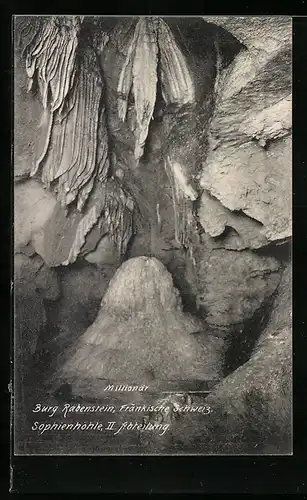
top-left (55, 257), bottom-right (223, 398)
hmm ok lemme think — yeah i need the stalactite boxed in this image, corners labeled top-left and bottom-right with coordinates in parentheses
top-left (164, 157), bottom-right (196, 248)
top-left (157, 18), bottom-right (195, 106)
top-left (20, 16), bottom-right (206, 261)
top-left (63, 179), bottom-right (134, 265)
top-left (31, 43), bottom-right (109, 210)
top-left (24, 16), bottom-right (83, 110)
top-left (117, 17), bottom-right (159, 163)
top-left (20, 16), bottom-right (135, 263)
top-left (116, 17), bottom-right (196, 165)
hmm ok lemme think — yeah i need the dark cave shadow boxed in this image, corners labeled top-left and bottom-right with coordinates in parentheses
top-left (223, 242), bottom-right (291, 376)
top-left (223, 293), bottom-right (278, 377)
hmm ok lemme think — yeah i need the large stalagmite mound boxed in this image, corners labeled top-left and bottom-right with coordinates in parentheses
top-left (55, 256), bottom-right (223, 398)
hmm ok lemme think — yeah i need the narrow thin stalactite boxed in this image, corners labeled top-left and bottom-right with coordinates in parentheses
top-left (164, 158), bottom-right (196, 248)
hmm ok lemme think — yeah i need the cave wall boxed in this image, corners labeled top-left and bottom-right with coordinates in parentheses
top-left (154, 262), bottom-right (292, 454)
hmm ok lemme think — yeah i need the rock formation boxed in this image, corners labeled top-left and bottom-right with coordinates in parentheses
top-left (200, 16), bottom-right (291, 244)
top-left (154, 263), bottom-right (292, 455)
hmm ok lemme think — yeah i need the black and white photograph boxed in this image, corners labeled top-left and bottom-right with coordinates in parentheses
top-left (13, 15), bottom-right (292, 456)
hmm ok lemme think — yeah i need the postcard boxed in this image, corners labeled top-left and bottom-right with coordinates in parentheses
top-left (13, 15), bottom-right (292, 456)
